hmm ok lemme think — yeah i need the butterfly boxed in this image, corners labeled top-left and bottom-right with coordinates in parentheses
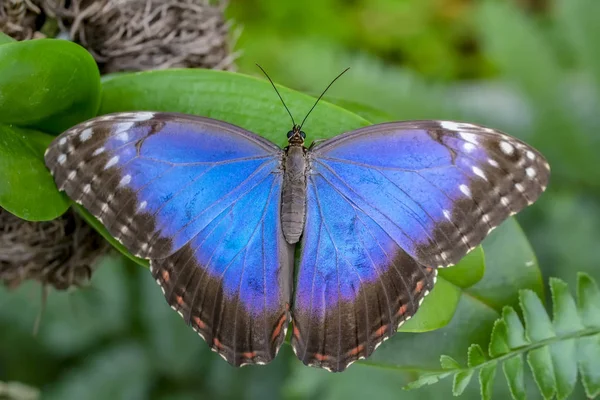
top-left (44, 71), bottom-right (550, 372)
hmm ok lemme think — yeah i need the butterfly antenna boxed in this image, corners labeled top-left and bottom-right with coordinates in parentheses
top-left (299, 67), bottom-right (350, 130)
top-left (256, 64), bottom-right (297, 127)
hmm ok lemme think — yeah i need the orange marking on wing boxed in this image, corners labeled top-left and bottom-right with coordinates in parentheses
top-left (347, 344), bottom-right (365, 357)
top-left (193, 316), bottom-right (206, 329)
top-left (175, 295), bottom-right (184, 306)
top-left (374, 325), bottom-right (388, 338)
top-left (242, 351), bottom-right (257, 359)
top-left (414, 280), bottom-right (425, 294)
top-left (271, 313), bottom-right (287, 341)
top-left (396, 304), bottom-right (408, 317)
top-left (314, 353), bottom-right (330, 361)
top-left (161, 270), bottom-right (170, 282)
top-left (213, 338), bottom-right (222, 349)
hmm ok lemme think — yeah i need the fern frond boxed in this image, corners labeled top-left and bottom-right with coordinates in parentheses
top-left (405, 273), bottom-right (600, 399)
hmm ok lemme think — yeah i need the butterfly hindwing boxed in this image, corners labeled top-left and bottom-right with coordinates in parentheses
top-left (45, 112), bottom-right (294, 366)
top-left (291, 120), bottom-right (549, 371)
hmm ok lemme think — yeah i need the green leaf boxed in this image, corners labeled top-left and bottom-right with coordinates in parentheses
top-left (527, 347), bottom-right (556, 399)
top-left (0, 124), bottom-right (69, 220)
top-left (0, 39), bottom-right (100, 133)
top-left (0, 32), bottom-right (15, 45)
top-left (551, 278), bottom-right (584, 334)
top-left (404, 274), bottom-right (600, 400)
top-left (479, 362), bottom-right (497, 400)
top-left (578, 334), bottom-right (600, 398)
top-left (467, 344), bottom-right (487, 367)
top-left (399, 278), bottom-right (460, 333)
top-left (438, 247), bottom-right (485, 289)
top-left (489, 319), bottom-right (510, 357)
top-left (99, 69), bottom-right (370, 148)
top-left (503, 355), bottom-right (526, 400)
top-left (453, 370), bottom-right (474, 396)
top-left (578, 272), bottom-right (600, 327)
top-left (503, 307), bottom-right (529, 348)
top-left (441, 355), bottom-right (460, 370)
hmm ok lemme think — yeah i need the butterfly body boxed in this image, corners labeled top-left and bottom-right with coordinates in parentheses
top-left (45, 111), bottom-right (549, 372)
top-left (281, 129), bottom-right (308, 244)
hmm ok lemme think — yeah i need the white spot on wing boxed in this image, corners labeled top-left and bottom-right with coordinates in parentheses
top-left (67, 170), bottom-right (76, 180)
top-left (515, 183), bottom-right (525, 192)
top-left (526, 167), bottom-right (536, 178)
top-left (443, 209), bottom-right (452, 220)
top-left (459, 184), bottom-right (471, 197)
top-left (472, 166), bottom-right (486, 180)
top-left (119, 174), bottom-right (132, 186)
top-left (440, 121), bottom-right (462, 131)
top-left (105, 156), bottom-right (119, 169)
top-left (138, 201), bottom-right (148, 211)
top-left (527, 150), bottom-right (535, 160)
top-left (501, 197), bottom-right (510, 206)
top-left (459, 132), bottom-right (479, 143)
top-left (463, 142), bottom-right (476, 152)
top-left (92, 147), bottom-right (105, 156)
top-left (132, 111), bottom-right (154, 121)
top-left (488, 159), bottom-right (499, 168)
top-left (79, 128), bottom-right (93, 142)
top-left (83, 184), bottom-right (91, 194)
top-left (57, 154), bottom-right (67, 165)
top-left (59, 137), bottom-right (67, 146)
top-left (500, 141), bottom-right (515, 155)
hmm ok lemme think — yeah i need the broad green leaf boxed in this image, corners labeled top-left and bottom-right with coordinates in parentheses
top-left (0, 39), bottom-right (100, 133)
top-left (438, 247), bottom-right (485, 289)
top-left (503, 355), bottom-right (526, 400)
top-left (479, 362), bottom-right (497, 400)
top-left (399, 278), bottom-right (460, 333)
top-left (452, 370), bottom-right (474, 396)
top-left (0, 124), bottom-right (69, 220)
top-left (99, 69), bottom-right (370, 148)
top-left (0, 32), bottom-right (15, 45)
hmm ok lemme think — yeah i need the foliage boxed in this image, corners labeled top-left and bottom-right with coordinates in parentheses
top-left (1, 0), bottom-right (599, 398)
top-left (406, 273), bottom-right (600, 400)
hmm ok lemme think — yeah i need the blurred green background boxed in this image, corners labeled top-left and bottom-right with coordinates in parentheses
top-left (1, 0), bottom-right (599, 398)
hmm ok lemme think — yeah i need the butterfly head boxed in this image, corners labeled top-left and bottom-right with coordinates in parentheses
top-left (287, 125), bottom-right (306, 145)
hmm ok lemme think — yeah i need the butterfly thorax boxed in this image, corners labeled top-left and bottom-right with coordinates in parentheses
top-left (281, 132), bottom-right (308, 244)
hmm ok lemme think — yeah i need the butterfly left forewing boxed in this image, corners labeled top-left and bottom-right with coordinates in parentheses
top-left (45, 112), bottom-right (294, 366)
top-left (291, 120), bottom-right (549, 371)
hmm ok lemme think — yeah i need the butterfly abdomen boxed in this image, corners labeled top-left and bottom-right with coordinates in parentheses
top-left (281, 145), bottom-right (307, 244)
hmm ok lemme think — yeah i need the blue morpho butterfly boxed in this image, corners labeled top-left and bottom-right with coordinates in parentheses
top-left (44, 68), bottom-right (550, 372)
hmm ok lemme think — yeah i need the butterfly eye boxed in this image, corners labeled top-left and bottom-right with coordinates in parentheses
top-left (287, 130), bottom-right (294, 139)
top-left (300, 131), bottom-right (306, 139)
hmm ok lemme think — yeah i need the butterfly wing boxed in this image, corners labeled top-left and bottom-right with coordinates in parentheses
top-left (291, 120), bottom-right (549, 371)
top-left (45, 112), bottom-right (294, 366)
